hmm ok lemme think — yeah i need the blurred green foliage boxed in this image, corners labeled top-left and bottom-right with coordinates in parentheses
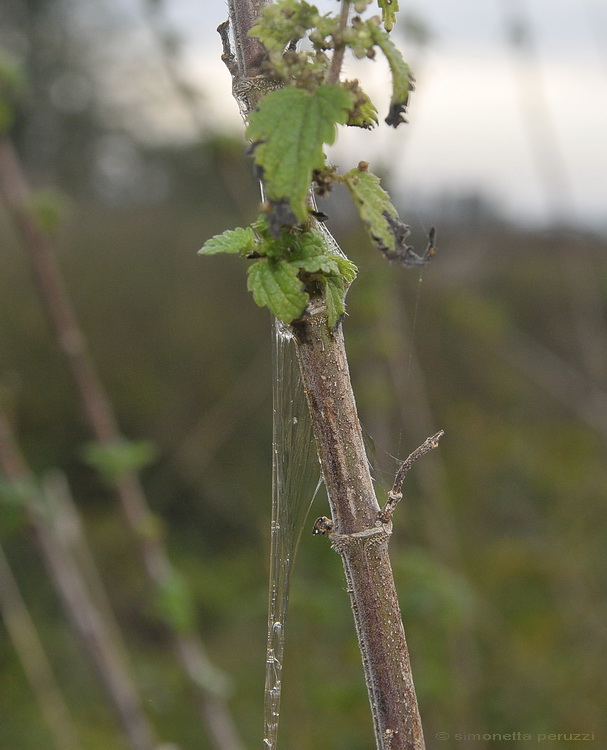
top-left (81, 439), bottom-right (157, 484)
top-left (1, 1), bottom-right (607, 749)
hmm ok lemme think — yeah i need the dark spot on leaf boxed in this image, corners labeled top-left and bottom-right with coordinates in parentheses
top-left (385, 101), bottom-right (408, 128)
top-left (267, 198), bottom-right (299, 237)
top-left (385, 77), bottom-right (415, 128)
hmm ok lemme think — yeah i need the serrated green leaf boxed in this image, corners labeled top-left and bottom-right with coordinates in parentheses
top-left (199, 227), bottom-right (256, 256)
top-left (344, 166), bottom-right (399, 251)
top-left (335, 256), bottom-right (358, 284)
top-left (247, 258), bottom-right (309, 323)
top-left (294, 254), bottom-right (340, 275)
top-left (290, 234), bottom-right (340, 275)
top-left (289, 230), bottom-right (358, 283)
top-left (377, 0), bottom-right (399, 32)
top-left (344, 166), bottom-right (436, 267)
top-left (372, 26), bottom-right (414, 127)
top-left (319, 274), bottom-right (346, 329)
top-left (339, 80), bottom-right (378, 130)
top-left (247, 85), bottom-right (354, 227)
top-left (346, 94), bottom-right (379, 129)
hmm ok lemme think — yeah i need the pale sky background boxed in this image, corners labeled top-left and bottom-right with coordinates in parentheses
top-left (88, 0), bottom-right (607, 232)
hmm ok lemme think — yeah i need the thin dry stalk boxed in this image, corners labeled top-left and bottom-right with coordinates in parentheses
top-left (0, 542), bottom-right (83, 750)
top-left (0, 134), bottom-right (244, 750)
top-left (0, 411), bottom-right (157, 750)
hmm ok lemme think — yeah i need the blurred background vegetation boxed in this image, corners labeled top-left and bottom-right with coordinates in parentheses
top-left (1, 1), bottom-right (606, 749)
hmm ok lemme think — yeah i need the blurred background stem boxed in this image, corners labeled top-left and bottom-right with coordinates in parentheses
top-left (0, 133), bottom-right (245, 750)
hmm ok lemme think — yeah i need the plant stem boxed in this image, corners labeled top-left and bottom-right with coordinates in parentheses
top-left (291, 296), bottom-right (425, 750)
top-left (327, 0), bottom-right (351, 85)
top-left (227, 0), bottom-right (269, 78)
top-left (223, 3), bottom-right (429, 746)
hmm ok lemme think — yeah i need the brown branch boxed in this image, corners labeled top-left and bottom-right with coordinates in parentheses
top-left (227, 0), bottom-right (269, 79)
top-left (291, 297), bottom-right (426, 750)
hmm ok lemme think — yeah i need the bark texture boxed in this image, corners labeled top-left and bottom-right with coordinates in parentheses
top-left (292, 297), bottom-right (425, 750)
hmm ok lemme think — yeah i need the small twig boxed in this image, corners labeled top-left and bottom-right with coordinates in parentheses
top-left (379, 431), bottom-right (445, 523)
top-left (218, 20), bottom-right (239, 79)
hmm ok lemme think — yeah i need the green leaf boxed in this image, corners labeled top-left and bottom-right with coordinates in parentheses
top-left (247, 85), bottom-right (354, 228)
top-left (290, 232), bottom-right (341, 275)
top-left (250, 0), bottom-right (321, 52)
top-left (341, 79), bottom-right (378, 130)
top-left (0, 99), bottom-right (13, 134)
top-left (26, 189), bottom-right (70, 236)
top-left (319, 274), bottom-right (346, 329)
top-left (377, 0), bottom-right (399, 32)
top-left (0, 51), bottom-right (25, 134)
top-left (247, 258), bottom-right (309, 323)
top-left (152, 571), bottom-right (197, 634)
top-left (335, 255), bottom-right (358, 284)
top-left (81, 440), bottom-right (157, 483)
top-left (0, 477), bottom-right (43, 533)
top-left (347, 93), bottom-right (379, 129)
top-left (344, 165), bottom-right (436, 267)
top-left (199, 227), bottom-right (256, 256)
top-left (344, 165), bottom-right (400, 249)
top-left (289, 231), bottom-right (358, 285)
top-left (372, 26), bottom-right (414, 127)
top-left (0, 478), bottom-right (38, 508)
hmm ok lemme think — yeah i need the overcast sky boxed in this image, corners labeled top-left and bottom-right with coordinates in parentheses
top-left (123, 0), bottom-right (607, 232)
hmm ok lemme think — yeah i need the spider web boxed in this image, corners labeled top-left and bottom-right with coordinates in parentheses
top-left (263, 318), bottom-right (320, 749)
